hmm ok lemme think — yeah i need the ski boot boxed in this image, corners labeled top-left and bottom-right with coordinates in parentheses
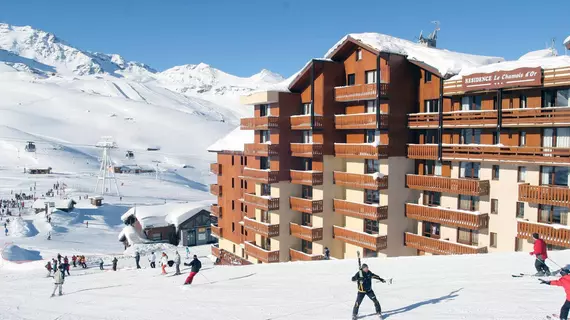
top-left (535, 271), bottom-right (545, 276)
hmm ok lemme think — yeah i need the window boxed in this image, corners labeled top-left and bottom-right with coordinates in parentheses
top-left (302, 130), bottom-right (313, 143)
top-left (244, 180), bottom-right (248, 190)
top-left (301, 239), bottom-right (312, 254)
top-left (490, 232), bottom-right (498, 248)
top-left (260, 157), bottom-right (270, 170)
top-left (244, 157), bottom-right (247, 166)
top-left (543, 89), bottom-right (570, 108)
top-left (424, 99), bottom-right (439, 113)
top-left (423, 160), bottom-right (442, 176)
top-left (302, 103), bottom-right (312, 115)
top-left (365, 189), bottom-right (380, 204)
top-left (492, 165), bottom-right (500, 180)
top-left (363, 248), bottom-right (378, 258)
top-left (260, 130), bottom-right (270, 143)
top-left (515, 238), bottom-right (524, 252)
top-left (424, 71), bottom-right (432, 83)
top-left (459, 195), bottom-right (479, 211)
top-left (240, 156), bottom-right (243, 165)
top-left (491, 199), bottom-right (498, 215)
top-left (516, 202), bottom-right (525, 218)
top-left (543, 127), bottom-right (570, 148)
top-left (517, 167), bottom-right (527, 183)
top-left (423, 191), bottom-right (441, 206)
top-left (261, 183), bottom-right (271, 196)
top-left (232, 222), bottom-right (235, 232)
top-left (259, 104), bottom-right (270, 117)
top-left (365, 130), bottom-right (379, 143)
top-left (301, 212), bottom-right (312, 226)
top-left (461, 96), bottom-right (482, 111)
top-left (457, 228), bottom-right (478, 246)
top-left (232, 200), bottom-right (235, 210)
top-left (301, 185), bottom-right (313, 199)
top-left (493, 96), bottom-right (498, 110)
top-left (347, 74), bottom-right (356, 86)
top-left (365, 100), bottom-right (376, 113)
top-left (539, 205), bottom-right (569, 225)
top-left (232, 178), bottom-right (235, 188)
top-left (231, 156), bottom-right (235, 166)
top-left (365, 70), bottom-right (377, 84)
top-left (302, 158), bottom-right (313, 171)
top-left (461, 128), bottom-right (481, 144)
top-left (240, 225), bottom-right (244, 235)
top-left (493, 132), bottom-right (500, 145)
top-left (240, 179), bottom-right (244, 189)
top-left (519, 131), bottom-right (526, 146)
top-left (260, 210), bottom-right (269, 223)
top-left (240, 202), bottom-right (244, 212)
top-left (364, 219), bottom-right (379, 235)
top-left (423, 222), bottom-right (440, 239)
top-left (540, 166), bottom-right (569, 186)
top-left (150, 233), bottom-right (162, 241)
top-left (365, 159), bottom-right (379, 174)
top-left (233, 244), bottom-right (236, 253)
top-left (424, 130), bottom-right (438, 144)
top-left (520, 95), bottom-right (527, 108)
top-left (459, 162), bottom-right (480, 179)
top-left (356, 49), bottom-right (362, 61)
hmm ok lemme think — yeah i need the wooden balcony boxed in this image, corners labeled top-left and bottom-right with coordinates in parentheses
top-left (404, 233), bottom-right (488, 255)
top-left (441, 145), bottom-right (570, 165)
top-left (290, 170), bottom-right (323, 186)
top-left (243, 143), bottom-right (279, 157)
top-left (210, 184), bottom-right (222, 197)
top-left (333, 199), bottom-right (388, 220)
top-left (211, 244), bottom-right (221, 258)
top-left (240, 116), bottom-right (279, 130)
top-left (290, 222), bottom-right (323, 242)
top-left (408, 113), bottom-right (439, 129)
top-left (289, 248), bottom-right (324, 261)
top-left (290, 115), bottom-right (323, 130)
top-left (244, 241), bottom-right (280, 263)
top-left (407, 144), bottom-right (438, 160)
top-left (289, 197), bottom-right (324, 214)
top-left (242, 167), bottom-right (279, 183)
top-left (210, 204), bottom-right (222, 218)
top-left (333, 226), bottom-right (387, 251)
top-left (405, 203), bottom-right (489, 230)
top-left (290, 143), bottom-right (323, 157)
top-left (211, 225), bottom-right (222, 238)
top-left (210, 163), bottom-right (221, 175)
top-left (502, 107), bottom-right (570, 128)
top-left (335, 113), bottom-right (388, 130)
top-left (334, 143), bottom-right (389, 159)
top-left (334, 83), bottom-right (388, 102)
top-left (244, 217), bottom-right (279, 238)
top-left (406, 174), bottom-right (490, 196)
top-left (212, 244), bottom-right (252, 266)
top-left (242, 193), bottom-right (279, 211)
top-left (519, 184), bottom-right (570, 208)
top-left (334, 172), bottom-right (388, 190)
top-left (517, 220), bottom-right (570, 248)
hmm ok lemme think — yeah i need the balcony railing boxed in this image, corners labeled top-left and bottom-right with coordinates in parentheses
top-left (242, 167), bottom-right (279, 184)
top-left (334, 171), bottom-right (388, 190)
top-left (407, 144), bottom-right (438, 160)
top-left (333, 199), bottom-right (388, 220)
top-left (244, 217), bottom-right (279, 238)
top-left (519, 184), bottom-right (570, 208)
top-left (517, 220), bottom-right (570, 248)
top-left (335, 143), bottom-right (389, 159)
top-left (243, 143), bottom-right (279, 157)
top-left (290, 170), bottom-right (324, 186)
top-left (408, 113), bottom-right (439, 129)
top-left (289, 248), bottom-right (324, 261)
top-left (405, 174), bottom-right (490, 196)
top-left (290, 223), bottom-right (323, 242)
top-left (242, 193), bottom-right (279, 211)
top-left (212, 244), bottom-right (252, 266)
top-left (244, 241), bottom-right (280, 263)
top-left (240, 116), bottom-right (279, 130)
top-left (210, 204), bottom-right (222, 218)
top-left (211, 244), bottom-right (221, 258)
top-left (441, 145), bottom-right (570, 165)
top-left (290, 143), bottom-right (323, 157)
top-left (211, 225), bottom-right (222, 238)
top-left (210, 163), bottom-right (221, 175)
top-left (405, 203), bottom-right (489, 230)
top-left (404, 233), bottom-right (488, 255)
top-left (334, 83), bottom-right (388, 102)
top-left (290, 115), bottom-right (323, 130)
top-left (289, 197), bottom-right (324, 214)
top-left (333, 226), bottom-right (387, 251)
top-left (335, 113), bottom-right (388, 130)
top-left (503, 107), bottom-right (570, 127)
top-left (210, 184), bottom-right (222, 196)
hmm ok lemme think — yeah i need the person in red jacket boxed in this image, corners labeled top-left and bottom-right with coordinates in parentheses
top-left (530, 233), bottom-right (551, 276)
top-left (540, 268), bottom-right (570, 320)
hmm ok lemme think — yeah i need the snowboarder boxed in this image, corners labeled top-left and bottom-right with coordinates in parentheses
top-left (112, 257), bottom-right (118, 271)
top-left (134, 251), bottom-right (141, 269)
top-left (184, 255), bottom-right (202, 285)
top-left (174, 251), bottom-right (181, 275)
top-left (540, 268), bottom-right (570, 320)
top-left (99, 257), bottom-right (104, 270)
top-left (351, 263), bottom-right (386, 320)
top-left (51, 268), bottom-right (65, 297)
top-left (45, 261), bottom-right (52, 277)
top-left (149, 252), bottom-right (156, 268)
top-left (160, 252), bottom-right (168, 274)
top-left (324, 247), bottom-right (330, 260)
top-left (531, 232), bottom-right (551, 276)
top-left (71, 255), bottom-right (77, 267)
top-left (185, 247), bottom-right (190, 259)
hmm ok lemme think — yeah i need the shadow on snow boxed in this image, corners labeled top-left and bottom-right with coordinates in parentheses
top-left (382, 288), bottom-right (462, 319)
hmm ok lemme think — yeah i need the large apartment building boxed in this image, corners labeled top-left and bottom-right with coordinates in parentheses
top-left (209, 32), bottom-right (570, 264)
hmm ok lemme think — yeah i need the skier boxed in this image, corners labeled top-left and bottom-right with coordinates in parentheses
top-left (61, 259), bottom-right (70, 276)
top-left (184, 255), bottom-right (202, 285)
top-left (351, 263), bottom-right (386, 320)
top-left (149, 252), bottom-right (156, 268)
top-left (53, 258), bottom-right (58, 272)
top-left (4, 227), bottom-right (7, 236)
top-left (134, 251), bottom-right (141, 269)
top-left (57, 253), bottom-right (62, 263)
top-left (174, 251), bottom-right (181, 275)
top-left (160, 252), bottom-right (168, 274)
top-left (71, 255), bottom-right (77, 267)
top-left (530, 232), bottom-right (551, 276)
top-left (540, 268), bottom-right (570, 320)
top-left (45, 261), bottom-right (53, 277)
top-left (51, 268), bottom-right (65, 297)
top-left (99, 257), bottom-right (104, 270)
top-left (112, 257), bottom-right (118, 271)
top-left (324, 247), bottom-right (330, 260)
top-left (185, 247), bottom-right (190, 259)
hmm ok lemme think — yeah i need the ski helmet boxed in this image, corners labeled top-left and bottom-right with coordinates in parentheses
top-left (361, 263), bottom-right (369, 269)
top-left (532, 233), bottom-right (540, 239)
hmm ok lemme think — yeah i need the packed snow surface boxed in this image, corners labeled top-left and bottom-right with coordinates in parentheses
top-left (2, 244), bottom-right (42, 262)
top-left (207, 126), bottom-right (255, 152)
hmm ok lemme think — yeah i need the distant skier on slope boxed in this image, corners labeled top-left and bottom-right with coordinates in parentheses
top-left (174, 251), bottom-right (181, 275)
top-left (50, 268), bottom-right (65, 297)
top-left (540, 268), bottom-right (570, 320)
top-left (72, 255), bottom-right (77, 267)
top-left (351, 263), bottom-right (386, 320)
top-left (160, 252), bottom-right (168, 274)
top-left (531, 233), bottom-right (551, 276)
top-left (4, 227), bottom-right (7, 236)
top-left (149, 252), bottom-right (156, 268)
top-left (99, 257), bottom-right (104, 270)
top-left (45, 261), bottom-right (52, 277)
top-left (112, 257), bottom-right (118, 271)
top-left (134, 251), bottom-right (141, 269)
top-left (185, 247), bottom-right (190, 259)
top-left (184, 255), bottom-right (202, 285)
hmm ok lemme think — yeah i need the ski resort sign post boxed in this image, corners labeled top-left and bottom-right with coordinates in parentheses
top-left (461, 67), bottom-right (542, 92)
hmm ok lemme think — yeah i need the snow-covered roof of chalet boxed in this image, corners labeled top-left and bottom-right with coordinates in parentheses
top-left (325, 33), bottom-right (504, 78)
top-left (207, 126), bottom-right (254, 153)
top-left (518, 48), bottom-right (558, 60)
top-left (449, 55), bottom-right (570, 80)
top-left (120, 201), bottom-right (211, 229)
top-left (118, 225), bottom-right (145, 244)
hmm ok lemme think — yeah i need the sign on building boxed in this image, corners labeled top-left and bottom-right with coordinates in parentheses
top-left (462, 67), bottom-right (542, 92)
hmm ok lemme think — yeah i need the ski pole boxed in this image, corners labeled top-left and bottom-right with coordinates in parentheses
top-left (200, 272), bottom-right (212, 284)
top-left (548, 258), bottom-right (563, 269)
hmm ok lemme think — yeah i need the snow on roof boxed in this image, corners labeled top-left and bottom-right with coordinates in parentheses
top-left (325, 33), bottom-right (503, 77)
top-left (450, 55), bottom-right (570, 80)
top-left (54, 199), bottom-right (74, 209)
top-left (518, 48), bottom-right (558, 60)
top-left (118, 225), bottom-right (145, 244)
top-left (207, 126), bottom-right (254, 153)
top-left (121, 201), bottom-right (211, 229)
top-left (32, 199), bottom-right (53, 209)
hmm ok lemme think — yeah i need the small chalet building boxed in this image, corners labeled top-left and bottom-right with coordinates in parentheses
top-left (27, 167), bottom-right (52, 174)
top-left (119, 202), bottom-right (217, 247)
top-left (33, 198), bottom-right (76, 213)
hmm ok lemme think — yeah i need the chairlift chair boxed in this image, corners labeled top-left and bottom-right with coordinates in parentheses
top-left (25, 141), bottom-right (36, 152)
top-left (126, 150), bottom-right (135, 159)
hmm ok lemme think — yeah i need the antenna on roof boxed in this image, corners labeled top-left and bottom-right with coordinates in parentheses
top-left (418, 21), bottom-right (440, 48)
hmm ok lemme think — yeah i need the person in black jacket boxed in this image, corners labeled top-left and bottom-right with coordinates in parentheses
top-left (184, 255), bottom-right (202, 285)
top-left (351, 263), bottom-right (385, 320)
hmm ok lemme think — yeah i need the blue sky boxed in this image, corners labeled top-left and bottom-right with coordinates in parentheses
top-left (1, 0), bottom-right (569, 77)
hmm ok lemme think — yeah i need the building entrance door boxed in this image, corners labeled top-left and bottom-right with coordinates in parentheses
top-left (187, 230), bottom-right (197, 246)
